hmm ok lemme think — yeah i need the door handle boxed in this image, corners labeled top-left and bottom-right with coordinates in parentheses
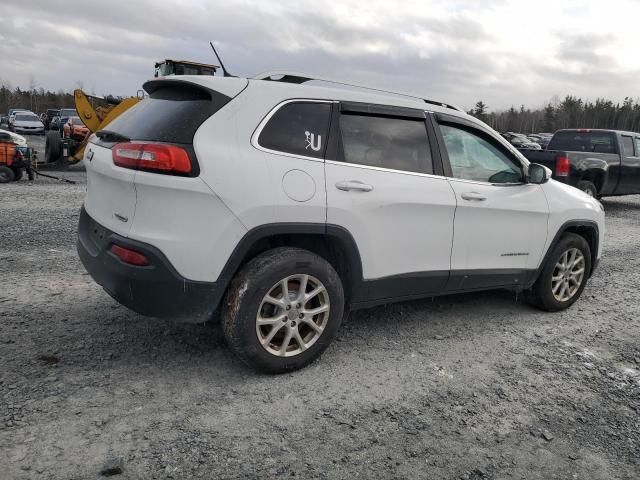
top-left (335, 180), bottom-right (374, 192)
top-left (460, 192), bottom-right (487, 201)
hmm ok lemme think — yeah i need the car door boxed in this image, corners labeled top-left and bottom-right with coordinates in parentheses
top-left (324, 102), bottom-right (457, 302)
top-left (431, 113), bottom-right (549, 291)
top-left (617, 135), bottom-right (640, 194)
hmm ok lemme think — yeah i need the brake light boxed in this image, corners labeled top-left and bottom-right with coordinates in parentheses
top-left (112, 142), bottom-right (191, 174)
top-left (110, 244), bottom-right (150, 266)
top-left (555, 155), bottom-right (570, 177)
top-left (577, 129), bottom-right (591, 133)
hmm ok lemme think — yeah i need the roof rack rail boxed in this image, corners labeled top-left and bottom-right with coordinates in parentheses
top-left (253, 71), bottom-right (465, 113)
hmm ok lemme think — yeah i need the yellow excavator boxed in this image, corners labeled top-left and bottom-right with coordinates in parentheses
top-left (41, 59), bottom-right (218, 168)
top-left (42, 91), bottom-right (142, 167)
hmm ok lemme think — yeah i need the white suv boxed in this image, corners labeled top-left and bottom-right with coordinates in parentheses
top-left (78, 72), bottom-right (605, 373)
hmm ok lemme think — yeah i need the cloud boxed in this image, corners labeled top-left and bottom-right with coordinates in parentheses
top-left (1, 0), bottom-right (639, 111)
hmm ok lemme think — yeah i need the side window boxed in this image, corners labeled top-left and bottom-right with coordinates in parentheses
top-left (258, 102), bottom-right (331, 159)
top-left (635, 138), bottom-right (640, 156)
top-left (440, 124), bottom-right (523, 184)
top-left (338, 114), bottom-right (433, 174)
top-left (622, 136), bottom-right (635, 157)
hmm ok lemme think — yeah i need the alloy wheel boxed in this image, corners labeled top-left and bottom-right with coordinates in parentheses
top-left (551, 247), bottom-right (586, 302)
top-left (256, 274), bottom-right (330, 357)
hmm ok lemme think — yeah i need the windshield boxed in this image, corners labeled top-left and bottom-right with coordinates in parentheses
top-left (549, 131), bottom-right (618, 154)
top-left (60, 109), bottom-right (77, 117)
top-left (156, 63), bottom-right (173, 76)
top-left (70, 117), bottom-right (84, 126)
top-left (15, 114), bottom-right (39, 122)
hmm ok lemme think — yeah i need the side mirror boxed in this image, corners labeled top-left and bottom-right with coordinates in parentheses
top-left (528, 163), bottom-right (551, 184)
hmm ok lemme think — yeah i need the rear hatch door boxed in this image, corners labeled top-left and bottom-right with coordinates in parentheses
top-left (84, 132), bottom-right (138, 236)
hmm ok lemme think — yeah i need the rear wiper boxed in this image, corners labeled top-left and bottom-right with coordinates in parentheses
top-left (96, 130), bottom-right (130, 142)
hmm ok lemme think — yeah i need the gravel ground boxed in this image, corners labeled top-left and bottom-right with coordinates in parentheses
top-left (1, 149), bottom-right (639, 479)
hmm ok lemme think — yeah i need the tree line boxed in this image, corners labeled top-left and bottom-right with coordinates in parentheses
top-left (469, 96), bottom-right (640, 134)
top-left (0, 81), bottom-right (127, 117)
top-left (0, 84), bottom-right (76, 115)
top-left (3, 80), bottom-right (639, 135)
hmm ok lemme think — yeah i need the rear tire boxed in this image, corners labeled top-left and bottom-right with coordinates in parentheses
top-left (527, 233), bottom-right (591, 312)
top-left (577, 180), bottom-right (597, 198)
top-left (45, 130), bottom-right (62, 164)
top-left (222, 247), bottom-right (344, 374)
top-left (0, 166), bottom-right (15, 183)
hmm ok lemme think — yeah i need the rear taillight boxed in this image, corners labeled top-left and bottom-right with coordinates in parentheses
top-left (110, 244), bottom-right (150, 266)
top-left (555, 155), bottom-right (570, 177)
top-left (112, 142), bottom-right (191, 174)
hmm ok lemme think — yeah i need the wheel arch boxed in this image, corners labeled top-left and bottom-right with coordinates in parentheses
top-left (530, 220), bottom-right (599, 287)
top-left (214, 223), bottom-right (364, 309)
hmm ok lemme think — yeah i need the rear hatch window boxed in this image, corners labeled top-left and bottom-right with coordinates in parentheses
top-left (549, 131), bottom-right (617, 154)
top-left (100, 81), bottom-right (232, 144)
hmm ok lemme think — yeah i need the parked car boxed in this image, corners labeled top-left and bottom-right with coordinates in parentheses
top-left (50, 108), bottom-right (79, 134)
top-left (42, 109), bottom-right (60, 130)
top-left (522, 129), bottom-right (640, 197)
top-left (502, 133), bottom-right (542, 150)
top-left (77, 73), bottom-right (604, 373)
top-left (7, 109), bottom-right (31, 129)
top-left (0, 129), bottom-right (27, 146)
top-left (63, 116), bottom-right (90, 139)
top-left (10, 112), bottom-right (44, 135)
top-left (7, 108), bottom-right (29, 118)
top-left (531, 133), bottom-right (553, 149)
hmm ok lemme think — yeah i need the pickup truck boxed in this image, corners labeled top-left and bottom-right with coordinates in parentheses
top-left (523, 129), bottom-right (640, 198)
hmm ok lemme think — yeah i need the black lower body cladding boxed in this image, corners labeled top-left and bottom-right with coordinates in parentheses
top-left (77, 207), bottom-right (222, 321)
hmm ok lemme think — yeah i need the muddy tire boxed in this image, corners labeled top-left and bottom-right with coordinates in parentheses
top-left (222, 247), bottom-right (344, 374)
top-left (45, 130), bottom-right (62, 164)
top-left (0, 165), bottom-right (15, 183)
top-left (527, 233), bottom-right (591, 312)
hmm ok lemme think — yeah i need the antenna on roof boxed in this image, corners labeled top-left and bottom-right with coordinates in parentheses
top-left (209, 41), bottom-right (234, 77)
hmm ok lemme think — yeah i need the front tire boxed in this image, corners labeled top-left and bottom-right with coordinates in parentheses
top-left (528, 233), bottom-right (591, 312)
top-left (222, 247), bottom-right (344, 373)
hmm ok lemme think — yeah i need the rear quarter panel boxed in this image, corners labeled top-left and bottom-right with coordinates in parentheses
top-left (193, 83), bottom-right (328, 230)
top-left (128, 172), bottom-right (247, 282)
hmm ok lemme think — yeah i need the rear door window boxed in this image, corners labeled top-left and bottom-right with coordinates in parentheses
top-left (338, 114), bottom-right (433, 174)
top-left (258, 102), bottom-right (331, 159)
top-left (622, 136), bottom-right (635, 157)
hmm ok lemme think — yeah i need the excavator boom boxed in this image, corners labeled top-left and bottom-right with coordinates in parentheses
top-left (71, 90), bottom-right (141, 162)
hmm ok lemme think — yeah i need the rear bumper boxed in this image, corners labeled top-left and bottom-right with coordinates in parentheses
top-left (77, 207), bottom-right (222, 321)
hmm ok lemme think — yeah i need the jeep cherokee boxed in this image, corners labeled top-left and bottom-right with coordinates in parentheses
top-left (77, 72), bottom-right (605, 373)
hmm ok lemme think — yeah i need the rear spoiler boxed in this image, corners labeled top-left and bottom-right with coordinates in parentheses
top-left (143, 77), bottom-right (248, 100)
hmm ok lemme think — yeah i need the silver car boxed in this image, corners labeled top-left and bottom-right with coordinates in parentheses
top-left (11, 112), bottom-right (45, 135)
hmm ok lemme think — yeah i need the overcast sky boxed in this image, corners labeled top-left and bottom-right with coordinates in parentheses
top-left (1, 0), bottom-right (638, 111)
